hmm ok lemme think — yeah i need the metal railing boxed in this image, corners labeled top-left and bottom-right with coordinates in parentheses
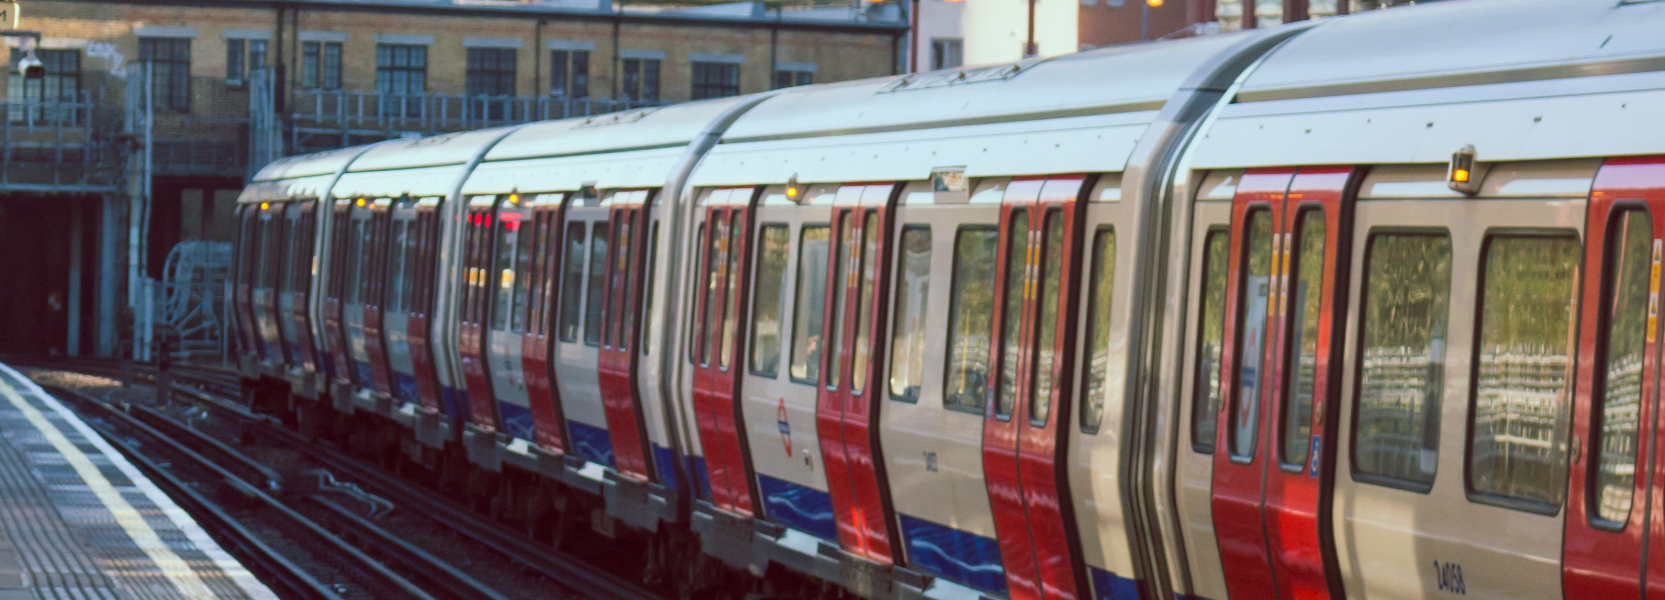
top-left (290, 89), bottom-right (659, 151)
top-left (0, 92), bottom-right (119, 192)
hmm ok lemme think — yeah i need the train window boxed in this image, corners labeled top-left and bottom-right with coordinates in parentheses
top-left (387, 219), bottom-right (409, 313)
top-left (558, 222), bottom-right (587, 343)
top-left (1230, 210), bottom-right (1274, 460)
top-left (888, 226), bottom-right (932, 403)
top-left (642, 220), bottom-right (659, 356)
top-left (530, 212), bottom-right (556, 335)
top-left (749, 224), bottom-right (790, 378)
top-left (1594, 209), bottom-right (1650, 526)
top-left (345, 219), bottom-right (366, 304)
top-left (1031, 209), bottom-right (1065, 425)
top-left (689, 222), bottom-right (708, 364)
top-left (1280, 210), bottom-right (1325, 469)
top-left (585, 222), bottom-right (610, 346)
top-left (719, 215), bottom-right (744, 369)
top-left (492, 211), bottom-right (522, 330)
top-left (261, 215), bottom-right (284, 291)
top-left (357, 219), bottom-right (377, 305)
top-left (851, 212), bottom-right (881, 393)
top-left (789, 225), bottom-right (831, 384)
top-left (697, 216), bottom-right (726, 366)
top-left (995, 211), bottom-right (1029, 419)
top-left (1468, 234), bottom-right (1579, 510)
top-left (826, 214), bottom-right (852, 389)
top-left (510, 212), bottom-right (537, 333)
top-left (944, 226), bottom-right (998, 412)
top-left (609, 219), bottom-right (633, 349)
top-left (1352, 232), bottom-right (1452, 490)
top-left (1080, 227), bottom-right (1116, 433)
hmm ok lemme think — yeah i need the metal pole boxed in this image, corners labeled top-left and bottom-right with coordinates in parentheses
top-left (1026, 0), bottom-right (1037, 57)
top-left (1143, 2), bottom-right (1149, 40)
top-left (67, 202), bottom-right (83, 356)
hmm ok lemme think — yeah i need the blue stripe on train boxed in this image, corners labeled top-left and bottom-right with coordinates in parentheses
top-left (568, 421), bottom-right (615, 468)
top-left (497, 402), bottom-right (536, 442)
top-left (652, 445), bottom-right (678, 490)
top-left (393, 371), bottom-right (418, 406)
top-left (442, 386), bottom-right (468, 422)
top-left (899, 514), bottom-right (1007, 595)
top-left (1091, 567), bottom-right (1140, 600)
top-left (757, 474), bottom-right (837, 542)
top-left (692, 456), bottom-right (711, 500)
top-left (353, 361), bottom-right (374, 388)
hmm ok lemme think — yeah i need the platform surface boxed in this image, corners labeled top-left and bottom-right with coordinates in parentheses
top-left (0, 363), bottom-right (276, 600)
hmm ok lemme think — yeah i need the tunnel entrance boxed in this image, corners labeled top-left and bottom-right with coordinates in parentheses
top-left (0, 196), bottom-right (98, 357)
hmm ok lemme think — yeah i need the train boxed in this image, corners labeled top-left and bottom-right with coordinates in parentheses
top-left (231, 0), bottom-right (1665, 598)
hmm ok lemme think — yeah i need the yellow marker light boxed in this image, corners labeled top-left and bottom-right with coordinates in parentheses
top-left (356, 198), bottom-right (366, 207)
top-left (1147, 0), bottom-right (1163, 5)
top-left (509, 194), bottom-right (520, 204)
top-left (259, 202), bottom-right (269, 210)
top-left (1452, 168), bottom-right (1470, 183)
top-left (786, 186), bottom-right (800, 200)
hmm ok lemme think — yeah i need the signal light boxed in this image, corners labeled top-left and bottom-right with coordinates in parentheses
top-left (259, 202), bottom-right (269, 210)
top-left (1147, 0), bottom-right (1163, 5)
top-left (1447, 144), bottom-right (1482, 195)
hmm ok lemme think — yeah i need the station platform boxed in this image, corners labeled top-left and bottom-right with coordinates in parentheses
top-left (0, 362), bottom-right (276, 600)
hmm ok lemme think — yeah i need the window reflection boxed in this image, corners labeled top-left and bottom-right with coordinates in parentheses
top-left (997, 211), bottom-right (1030, 418)
top-left (945, 227), bottom-right (998, 411)
top-left (1282, 210), bottom-right (1324, 467)
top-left (1353, 233), bottom-right (1452, 487)
top-left (1081, 228), bottom-right (1116, 433)
top-left (1596, 211), bottom-right (1650, 524)
top-left (789, 226), bottom-right (831, 383)
top-left (1470, 235), bottom-right (1580, 507)
top-left (1231, 210), bottom-right (1274, 460)
top-left (1193, 231), bottom-right (1229, 452)
top-left (749, 224), bottom-right (790, 378)
top-left (888, 227), bottom-right (932, 403)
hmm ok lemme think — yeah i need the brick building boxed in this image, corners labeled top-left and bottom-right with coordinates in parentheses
top-left (0, 0), bottom-right (905, 359)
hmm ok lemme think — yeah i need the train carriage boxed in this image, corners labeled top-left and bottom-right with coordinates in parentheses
top-left (229, 1), bottom-right (1665, 598)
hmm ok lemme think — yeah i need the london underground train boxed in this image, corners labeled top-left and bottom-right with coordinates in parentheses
top-left (231, 0), bottom-right (1665, 597)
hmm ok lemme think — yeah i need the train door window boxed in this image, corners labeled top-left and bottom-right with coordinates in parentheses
top-left (719, 215), bottom-right (744, 369)
top-left (995, 211), bottom-right (1029, 418)
top-left (357, 219), bottom-right (377, 304)
top-left (558, 222), bottom-right (587, 342)
top-left (585, 221), bottom-right (610, 346)
top-left (492, 209), bottom-right (520, 330)
top-left (1468, 233), bottom-right (1580, 509)
top-left (642, 219), bottom-right (659, 356)
top-left (850, 212), bottom-right (883, 394)
top-left (607, 218), bottom-right (632, 349)
top-left (749, 224), bottom-right (790, 378)
top-left (345, 219), bottom-right (366, 304)
top-left (888, 225), bottom-right (931, 403)
top-left (825, 214), bottom-right (853, 389)
top-left (388, 219), bottom-right (409, 313)
top-left (260, 215), bottom-right (283, 290)
top-left (1193, 230), bottom-right (1229, 452)
top-left (529, 211), bottom-right (554, 336)
top-left (1230, 210), bottom-right (1274, 460)
top-left (1080, 227), bottom-right (1116, 433)
top-left (1030, 209), bottom-right (1065, 424)
top-left (510, 211), bottom-right (537, 333)
top-left (789, 224), bottom-right (831, 383)
top-left (692, 221), bottom-right (712, 365)
top-left (944, 226), bottom-right (998, 412)
top-left (402, 212), bottom-right (424, 312)
top-left (1280, 209), bottom-right (1325, 468)
top-left (1351, 232), bottom-right (1452, 489)
top-left (696, 216), bottom-right (725, 366)
top-left (1594, 209), bottom-right (1650, 525)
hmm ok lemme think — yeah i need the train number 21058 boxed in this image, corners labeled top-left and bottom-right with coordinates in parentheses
top-left (1433, 561), bottom-right (1466, 595)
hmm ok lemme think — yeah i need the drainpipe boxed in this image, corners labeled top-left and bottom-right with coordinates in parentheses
top-left (534, 19), bottom-right (545, 101)
top-left (909, 0), bottom-right (919, 73)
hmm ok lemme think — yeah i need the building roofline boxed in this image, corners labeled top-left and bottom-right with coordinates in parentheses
top-left (105, 0), bottom-right (911, 34)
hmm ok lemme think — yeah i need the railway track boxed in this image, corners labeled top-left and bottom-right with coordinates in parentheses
top-left (16, 357), bottom-right (664, 600)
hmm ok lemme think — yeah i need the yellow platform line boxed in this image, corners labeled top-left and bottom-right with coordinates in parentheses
top-left (0, 371), bottom-right (219, 600)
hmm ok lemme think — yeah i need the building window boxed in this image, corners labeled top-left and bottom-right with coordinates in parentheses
top-left (468, 47), bottom-right (516, 120)
top-left (774, 69), bottom-right (812, 89)
top-left (550, 49), bottom-right (588, 98)
top-left (691, 61), bottom-right (740, 100)
top-left (8, 49), bottom-right (80, 124)
top-left (622, 58), bottom-right (659, 102)
top-left (226, 38), bottom-right (265, 86)
top-left (139, 38), bottom-right (191, 112)
top-left (931, 38), bottom-right (963, 70)
top-left (377, 44), bottom-right (426, 118)
top-left (301, 41), bottom-right (342, 90)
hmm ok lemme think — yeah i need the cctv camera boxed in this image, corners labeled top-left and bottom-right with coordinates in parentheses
top-left (18, 49), bottom-right (43, 80)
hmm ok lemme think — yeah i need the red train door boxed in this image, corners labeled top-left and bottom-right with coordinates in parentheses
top-left (817, 183), bottom-right (902, 564)
top-left (598, 190), bottom-right (656, 481)
top-left (984, 175), bottom-right (1090, 600)
top-left (460, 196), bottom-right (500, 429)
top-left (523, 195), bottom-right (571, 454)
top-left (324, 198), bottom-right (354, 387)
top-left (408, 197), bottom-right (445, 415)
top-left (1564, 157), bottom-right (1665, 598)
top-left (362, 198), bottom-right (397, 397)
top-left (689, 187), bottom-right (761, 515)
top-left (1210, 167), bottom-right (1355, 600)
